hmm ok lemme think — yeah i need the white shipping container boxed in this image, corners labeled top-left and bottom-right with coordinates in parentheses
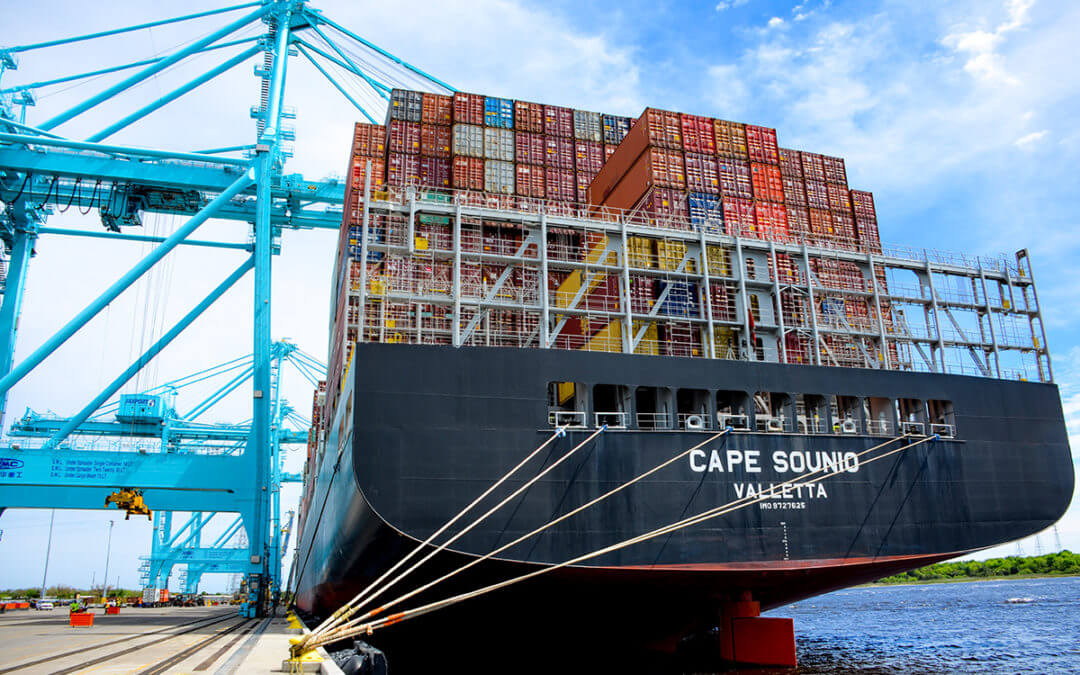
top-left (484, 160), bottom-right (515, 194)
top-left (483, 127), bottom-right (515, 162)
top-left (573, 110), bottom-right (602, 143)
top-left (452, 124), bottom-right (484, 158)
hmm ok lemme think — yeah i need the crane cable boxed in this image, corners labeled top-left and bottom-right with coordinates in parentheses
top-left (302, 433), bottom-right (937, 651)
top-left (309, 429), bottom-right (733, 646)
top-left (299, 424), bottom-right (592, 645)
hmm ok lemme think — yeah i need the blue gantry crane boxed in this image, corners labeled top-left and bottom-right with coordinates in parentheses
top-left (0, 0), bottom-right (451, 615)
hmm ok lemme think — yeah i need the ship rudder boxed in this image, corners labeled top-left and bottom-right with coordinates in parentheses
top-left (719, 591), bottom-right (797, 668)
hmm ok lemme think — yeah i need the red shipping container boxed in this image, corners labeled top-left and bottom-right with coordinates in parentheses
top-left (419, 156), bottom-right (450, 188)
top-left (452, 155), bottom-right (484, 190)
top-left (543, 105), bottom-right (573, 137)
top-left (680, 114), bottom-right (716, 154)
top-left (826, 183), bottom-right (850, 212)
top-left (514, 101), bottom-right (544, 133)
top-left (753, 201), bottom-right (790, 242)
top-left (823, 155), bottom-right (847, 186)
top-left (453, 92), bottom-right (484, 125)
top-left (800, 151), bottom-right (826, 182)
top-left (516, 164), bottom-right (546, 198)
top-left (545, 167), bottom-right (575, 201)
top-left (575, 140), bottom-right (604, 174)
top-left (850, 190), bottom-right (877, 220)
top-left (387, 152), bottom-right (421, 186)
top-left (349, 156), bottom-right (386, 192)
top-left (604, 144), bottom-right (618, 162)
top-left (388, 120), bottom-right (421, 155)
top-left (856, 217), bottom-right (882, 253)
top-left (746, 124), bottom-right (779, 164)
top-left (750, 162), bottom-right (784, 202)
top-left (787, 205), bottom-right (810, 242)
top-left (630, 277), bottom-right (656, 313)
top-left (778, 148), bottom-right (803, 178)
top-left (805, 179), bottom-right (829, 210)
top-left (723, 197), bottom-right (756, 237)
top-left (808, 208), bottom-right (832, 242)
top-left (515, 132), bottom-right (545, 165)
top-left (544, 135), bottom-right (574, 170)
top-left (576, 170), bottom-right (597, 203)
top-left (642, 187), bottom-right (688, 223)
top-left (421, 93), bottom-right (452, 126)
top-left (782, 175), bottom-right (807, 206)
top-left (718, 159), bottom-right (752, 200)
top-left (685, 152), bottom-right (720, 194)
top-left (351, 123), bottom-right (385, 158)
top-left (638, 108), bottom-right (682, 150)
top-left (420, 124), bottom-right (451, 158)
top-left (832, 211), bottom-right (856, 246)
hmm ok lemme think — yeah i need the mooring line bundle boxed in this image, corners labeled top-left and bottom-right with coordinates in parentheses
top-left (310, 429), bottom-right (734, 646)
top-left (296, 424), bottom-right (604, 652)
top-left (298, 432), bottom-right (938, 652)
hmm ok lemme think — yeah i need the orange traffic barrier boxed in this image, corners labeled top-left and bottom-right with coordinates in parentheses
top-left (105, 606), bottom-right (120, 615)
top-left (69, 612), bottom-right (94, 627)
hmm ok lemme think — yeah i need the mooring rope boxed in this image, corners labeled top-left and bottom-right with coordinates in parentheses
top-left (299, 424), bottom-right (605, 649)
top-left (302, 433), bottom-right (936, 650)
top-left (313, 429), bottom-right (733, 645)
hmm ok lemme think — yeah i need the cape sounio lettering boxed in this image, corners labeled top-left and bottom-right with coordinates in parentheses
top-left (688, 448), bottom-right (862, 501)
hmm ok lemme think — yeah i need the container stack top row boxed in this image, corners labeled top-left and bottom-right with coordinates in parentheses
top-left (341, 88), bottom-right (882, 255)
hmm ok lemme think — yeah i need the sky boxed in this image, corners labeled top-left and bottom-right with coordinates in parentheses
top-left (0, 0), bottom-right (1077, 592)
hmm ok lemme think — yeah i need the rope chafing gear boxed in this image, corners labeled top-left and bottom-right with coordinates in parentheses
top-left (306, 434), bottom-right (937, 649)
top-left (313, 429), bottom-right (733, 645)
top-left (297, 425), bottom-right (581, 650)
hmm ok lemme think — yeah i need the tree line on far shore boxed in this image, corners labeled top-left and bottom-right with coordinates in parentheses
top-left (877, 550), bottom-right (1080, 584)
top-left (0, 585), bottom-right (136, 599)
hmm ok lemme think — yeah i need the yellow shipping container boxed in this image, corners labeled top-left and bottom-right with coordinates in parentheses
top-left (627, 236), bottom-right (656, 269)
top-left (706, 246), bottom-right (731, 277)
top-left (657, 240), bottom-right (696, 272)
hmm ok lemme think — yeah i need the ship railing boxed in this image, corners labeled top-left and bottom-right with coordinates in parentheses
top-left (678, 413), bottom-right (711, 430)
top-left (718, 413), bottom-right (750, 431)
top-left (636, 413), bottom-right (672, 430)
top-left (797, 415), bottom-right (830, 435)
top-left (548, 410), bottom-right (586, 428)
top-left (900, 421), bottom-right (927, 436)
top-left (595, 412), bottom-right (629, 429)
top-left (865, 419), bottom-right (894, 436)
top-left (755, 414), bottom-right (787, 433)
top-left (930, 423), bottom-right (955, 438)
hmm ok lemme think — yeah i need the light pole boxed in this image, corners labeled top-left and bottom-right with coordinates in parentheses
top-left (102, 520), bottom-right (114, 602)
top-left (39, 509), bottom-right (55, 601)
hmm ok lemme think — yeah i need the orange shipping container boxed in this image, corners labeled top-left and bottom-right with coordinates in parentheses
top-left (351, 123), bottom-right (385, 158)
top-left (421, 93), bottom-right (452, 125)
top-left (639, 108), bottom-right (682, 149)
top-left (420, 124), bottom-right (451, 158)
top-left (514, 101), bottom-right (544, 133)
top-left (750, 162), bottom-right (784, 202)
top-left (453, 92), bottom-right (484, 125)
top-left (714, 119), bottom-right (748, 159)
top-left (599, 147), bottom-right (685, 211)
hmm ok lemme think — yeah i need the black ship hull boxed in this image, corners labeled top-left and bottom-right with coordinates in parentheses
top-left (293, 343), bottom-right (1073, 669)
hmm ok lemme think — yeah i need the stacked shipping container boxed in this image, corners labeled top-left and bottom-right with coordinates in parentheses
top-left (325, 89), bottom-right (891, 418)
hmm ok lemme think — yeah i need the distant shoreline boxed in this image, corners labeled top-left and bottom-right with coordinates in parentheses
top-left (862, 572), bottom-right (1080, 587)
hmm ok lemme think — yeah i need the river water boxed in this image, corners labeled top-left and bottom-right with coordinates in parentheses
top-left (778, 576), bottom-right (1080, 673)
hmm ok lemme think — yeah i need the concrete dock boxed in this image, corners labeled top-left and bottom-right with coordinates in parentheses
top-left (0, 605), bottom-right (341, 674)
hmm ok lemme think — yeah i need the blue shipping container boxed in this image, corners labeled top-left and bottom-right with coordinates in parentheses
top-left (484, 97), bottom-right (514, 129)
top-left (688, 192), bottom-right (725, 234)
top-left (602, 114), bottom-right (633, 146)
top-left (659, 281), bottom-right (700, 318)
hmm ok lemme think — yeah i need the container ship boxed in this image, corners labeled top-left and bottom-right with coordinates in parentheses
top-left (291, 89), bottom-right (1074, 670)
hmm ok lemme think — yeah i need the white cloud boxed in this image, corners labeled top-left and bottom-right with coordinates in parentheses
top-left (1015, 129), bottom-right (1048, 147)
top-left (941, 0), bottom-right (1035, 85)
top-left (767, 16), bottom-right (786, 29)
top-left (716, 0), bottom-right (750, 11)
